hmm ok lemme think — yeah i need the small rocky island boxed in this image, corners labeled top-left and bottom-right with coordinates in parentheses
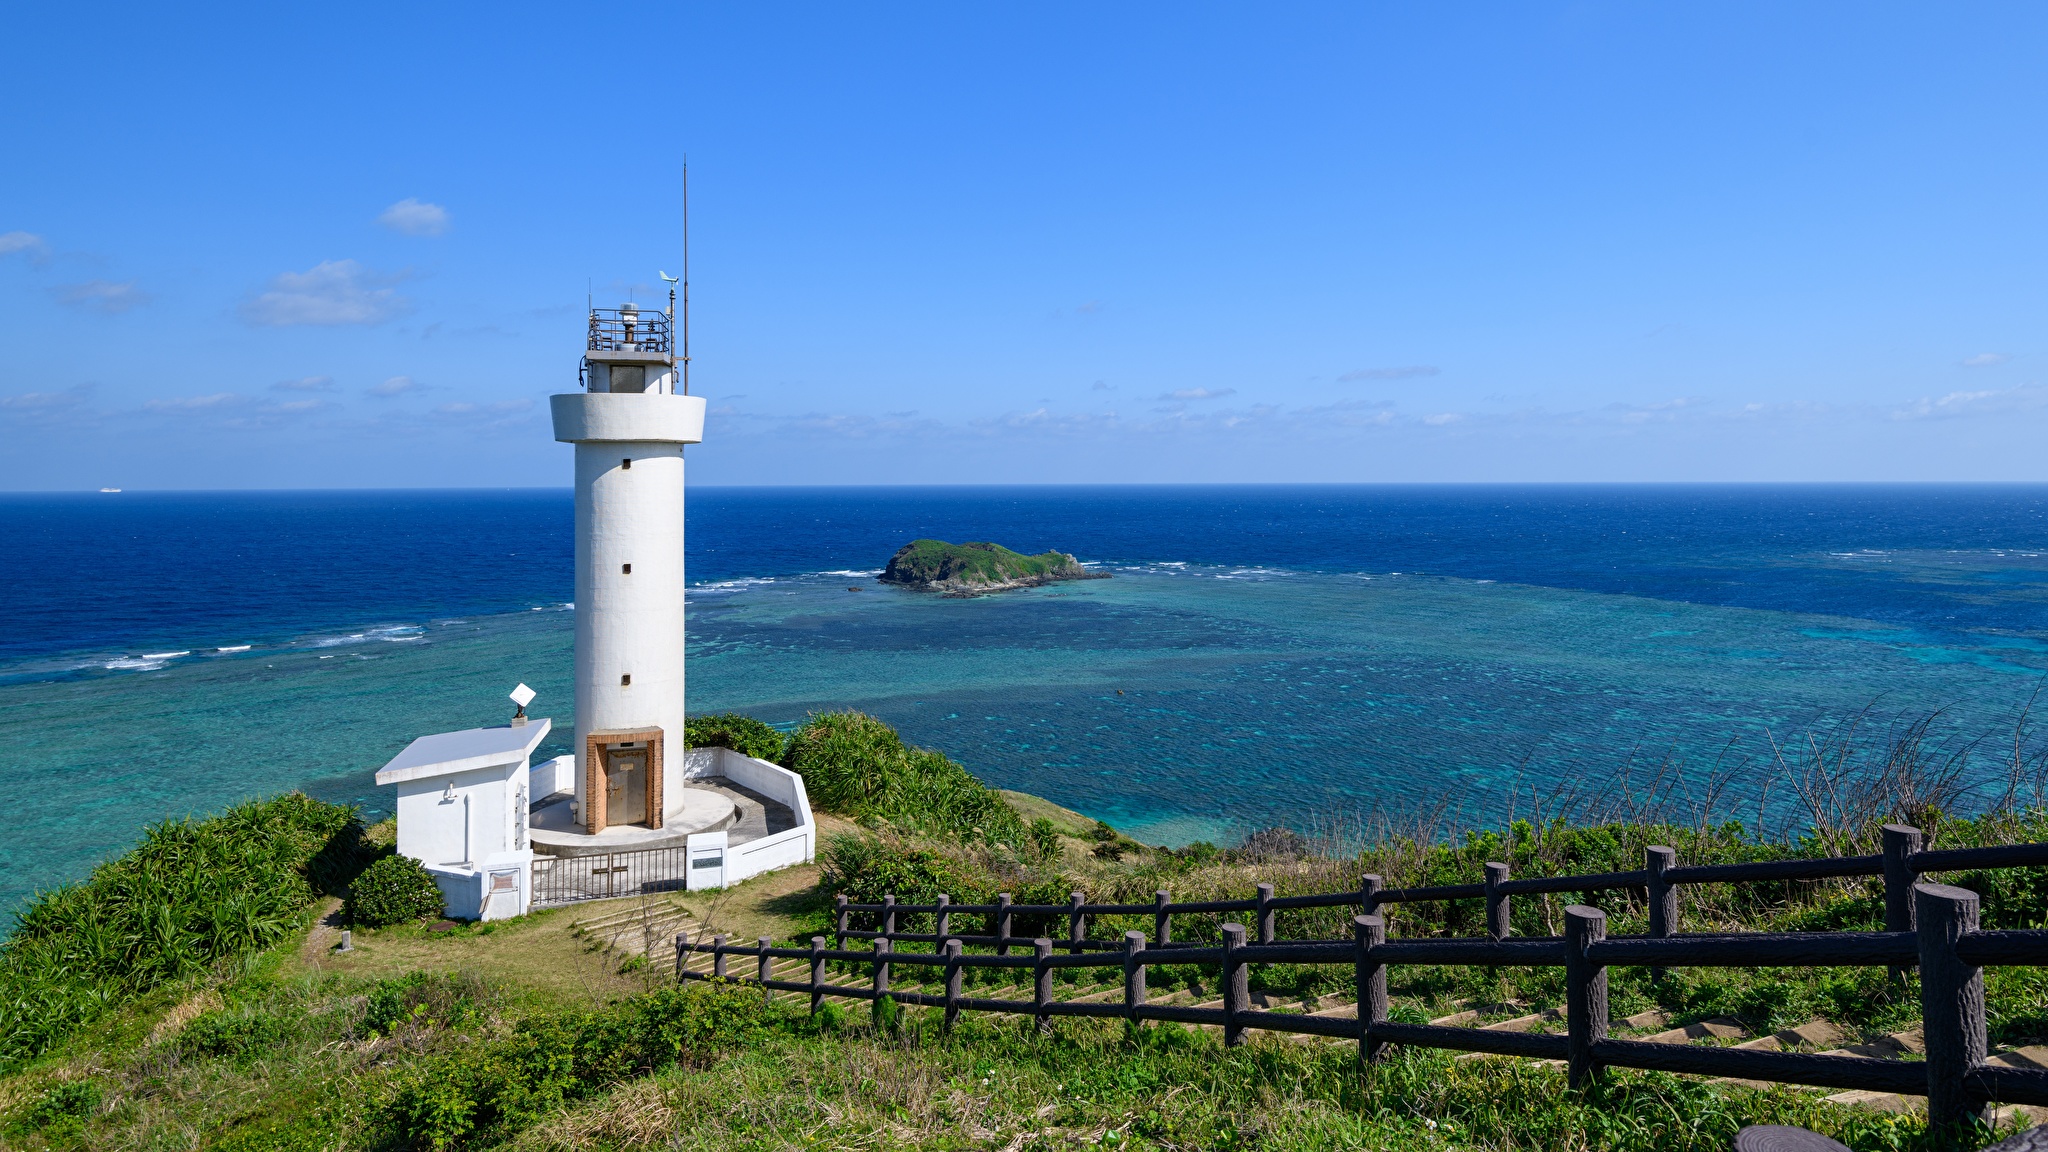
top-left (878, 539), bottom-right (1108, 596)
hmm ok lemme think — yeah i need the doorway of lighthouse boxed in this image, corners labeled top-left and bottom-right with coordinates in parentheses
top-left (584, 729), bottom-right (663, 832)
top-left (604, 745), bottom-right (649, 825)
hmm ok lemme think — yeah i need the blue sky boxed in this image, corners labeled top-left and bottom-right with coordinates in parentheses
top-left (4, 3), bottom-right (2046, 489)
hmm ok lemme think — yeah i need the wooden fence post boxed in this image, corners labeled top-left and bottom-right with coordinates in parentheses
top-left (882, 894), bottom-right (897, 944)
top-left (1033, 938), bottom-right (1053, 1034)
top-left (873, 934), bottom-right (892, 1001)
top-left (1885, 824), bottom-right (1925, 984)
top-left (675, 934), bottom-right (687, 982)
top-left (712, 934), bottom-right (727, 980)
top-left (935, 893), bottom-right (950, 942)
top-left (1068, 892), bottom-right (1087, 955)
top-left (996, 893), bottom-right (1014, 956)
top-left (1884, 825), bottom-right (1924, 934)
top-left (1646, 846), bottom-right (1677, 939)
top-left (1256, 883), bottom-right (1276, 944)
top-left (943, 939), bottom-right (962, 1031)
top-left (1123, 930), bottom-right (1147, 1025)
top-left (1355, 914), bottom-right (1387, 1067)
top-left (809, 936), bottom-right (826, 1015)
top-left (1154, 890), bottom-right (1172, 947)
top-left (758, 936), bottom-right (772, 1002)
top-left (834, 894), bottom-right (849, 951)
top-left (1483, 863), bottom-right (1510, 939)
top-left (1915, 882), bottom-right (1988, 1128)
top-left (1222, 922), bottom-right (1249, 1047)
top-left (1564, 904), bottom-right (1608, 1088)
top-left (1360, 874), bottom-right (1383, 916)
top-left (1646, 845), bottom-right (1676, 980)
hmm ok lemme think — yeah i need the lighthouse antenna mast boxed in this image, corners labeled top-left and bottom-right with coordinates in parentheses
top-left (688, 158), bottom-right (696, 393)
top-left (658, 163), bottom-right (690, 396)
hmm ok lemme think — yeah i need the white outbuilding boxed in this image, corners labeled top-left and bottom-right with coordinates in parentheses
top-left (374, 716), bottom-right (550, 921)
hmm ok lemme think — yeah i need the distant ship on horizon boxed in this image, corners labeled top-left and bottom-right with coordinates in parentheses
top-left (98, 487), bottom-right (121, 493)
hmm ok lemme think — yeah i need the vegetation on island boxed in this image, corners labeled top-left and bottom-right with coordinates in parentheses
top-left (878, 538), bottom-right (1104, 593)
top-left (9, 711), bottom-right (2048, 1149)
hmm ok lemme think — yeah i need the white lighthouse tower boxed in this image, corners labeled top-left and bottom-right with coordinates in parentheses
top-left (548, 292), bottom-right (709, 835)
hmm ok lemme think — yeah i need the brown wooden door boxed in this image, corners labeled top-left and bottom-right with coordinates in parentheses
top-left (604, 750), bottom-right (647, 825)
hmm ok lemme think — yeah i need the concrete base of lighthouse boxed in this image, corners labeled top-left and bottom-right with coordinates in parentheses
top-left (527, 787), bottom-right (737, 857)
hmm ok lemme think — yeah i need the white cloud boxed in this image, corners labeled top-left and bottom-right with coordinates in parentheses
top-left (1962, 352), bottom-right (2010, 367)
top-left (1421, 412), bottom-right (1464, 426)
top-left (0, 387), bottom-right (88, 411)
top-left (368, 375), bottom-right (425, 397)
top-left (241, 260), bottom-right (408, 327)
top-left (1339, 365), bottom-right (1440, 381)
top-left (0, 385), bottom-right (95, 426)
top-left (271, 375), bottom-right (336, 392)
top-left (1090, 381), bottom-right (1114, 391)
top-left (144, 393), bottom-right (243, 413)
top-left (53, 279), bottom-right (151, 314)
top-left (1891, 383), bottom-right (2048, 421)
top-left (378, 199), bottom-right (450, 236)
top-left (1158, 387), bottom-right (1236, 401)
top-left (0, 231), bottom-right (47, 261)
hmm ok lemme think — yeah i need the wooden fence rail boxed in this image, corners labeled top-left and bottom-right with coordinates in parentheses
top-left (683, 883), bottom-right (2048, 1126)
top-left (824, 824), bottom-right (2048, 956)
top-left (682, 823), bottom-right (2048, 1127)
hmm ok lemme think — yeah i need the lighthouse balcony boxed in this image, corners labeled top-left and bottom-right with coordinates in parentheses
top-left (586, 306), bottom-right (671, 355)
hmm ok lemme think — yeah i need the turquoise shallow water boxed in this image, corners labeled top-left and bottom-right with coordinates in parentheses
top-left (6, 560), bottom-right (2045, 917)
top-left (6, 484), bottom-right (2048, 920)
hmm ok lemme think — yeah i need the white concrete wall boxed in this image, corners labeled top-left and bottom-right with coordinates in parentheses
top-left (552, 390), bottom-right (705, 827)
top-left (394, 761), bottom-right (528, 867)
top-left (394, 760), bottom-right (532, 922)
top-left (678, 746), bottom-right (816, 886)
top-left (531, 754), bottom-right (572, 800)
top-left (571, 439), bottom-right (688, 815)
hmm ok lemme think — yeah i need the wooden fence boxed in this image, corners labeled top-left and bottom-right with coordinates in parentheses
top-left (677, 823), bottom-right (2048, 1127)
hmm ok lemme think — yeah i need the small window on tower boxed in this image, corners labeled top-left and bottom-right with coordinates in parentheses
top-left (622, 563), bottom-right (632, 574)
top-left (620, 674), bottom-right (632, 686)
top-left (621, 458), bottom-right (632, 469)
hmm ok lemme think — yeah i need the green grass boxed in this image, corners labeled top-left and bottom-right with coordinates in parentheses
top-left (0, 955), bottom-right (1982, 1152)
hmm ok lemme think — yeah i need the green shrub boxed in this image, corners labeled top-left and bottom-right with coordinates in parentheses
top-left (346, 854), bottom-right (445, 927)
top-left (1027, 818), bottom-right (1061, 861)
top-left (182, 1008), bottom-right (290, 1061)
top-left (783, 711), bottom-right (1025, 845)
top-left (0, 793), bottom-right (371, 1069)
top-left (382, 980), bottom-right (772, 1150)
top-left (684, 712), bottom-right (788, 762)
top-left (359, 972), bottom-right (489, 1039)
top-left (819, 834), bottom-right (988, 906)
top-left (14, 1079), bottom-right (100, 1136)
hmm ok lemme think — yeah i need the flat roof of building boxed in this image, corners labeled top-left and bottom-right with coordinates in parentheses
top-left (375, 718), bottom-right (552, 785)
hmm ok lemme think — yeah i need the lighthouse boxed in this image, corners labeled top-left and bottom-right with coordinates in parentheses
top-left (549, 294), bottom-right (706, 834)
top-left (372, 270), bottom-right (818, 915)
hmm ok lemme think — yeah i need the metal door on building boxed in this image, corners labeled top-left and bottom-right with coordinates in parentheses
top-left (604, 748), bottom-right (648, 825)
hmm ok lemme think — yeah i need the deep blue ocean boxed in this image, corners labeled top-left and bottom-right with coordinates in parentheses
top-left (5, 484), bottom-right (2048, 917)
